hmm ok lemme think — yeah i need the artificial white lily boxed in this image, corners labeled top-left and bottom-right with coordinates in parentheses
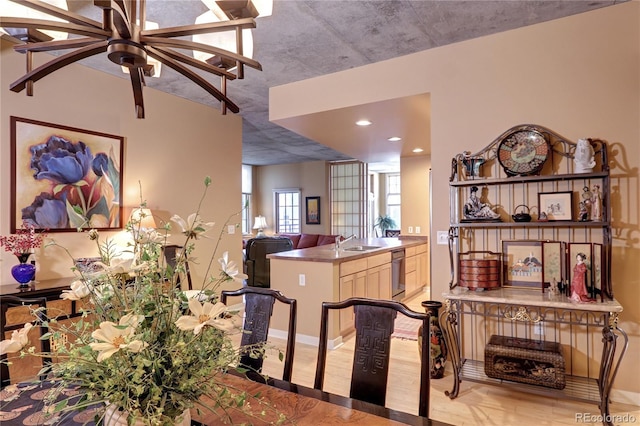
top-left (60, 280), bottom-right (92, 301)
top-left (89, 314), bottom-right (147, 362)
top-left (219, 251), bottom-right (248, 284)
top-left (92, 257), bottom-right (134, 275)
top-left (0, 323), bottom-right (33, 355)
top-left (132, 227), bottom-right (168, 244)
top-left (175, 299), bottom-right (234, 335)
top-left (171, 213), bottom-right (214, 240)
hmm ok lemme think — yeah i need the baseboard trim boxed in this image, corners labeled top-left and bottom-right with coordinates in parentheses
top-left (268, 328), bottom-right (343, 350)
top-left (610, 388), bottom-right (640, 406)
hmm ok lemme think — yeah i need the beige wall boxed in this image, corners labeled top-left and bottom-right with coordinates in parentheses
top-left (400, 155), bottom-right (431, 237)
top-left (270, 3), bottom-right (640, 403)
top-left (253, 161), bottom-right (331, 235)
top-left (1, 38), bottom-right (244, 292)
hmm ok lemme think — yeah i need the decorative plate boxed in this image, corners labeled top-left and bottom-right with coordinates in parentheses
top-left (497, 129), bottom-right (549, 176)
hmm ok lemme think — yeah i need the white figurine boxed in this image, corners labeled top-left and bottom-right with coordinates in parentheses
top-left (574, 139), bottom-right (596, 173)
top-left (549, 277), bottom-right (560, 296)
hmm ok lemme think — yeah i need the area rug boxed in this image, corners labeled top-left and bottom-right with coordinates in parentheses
top-left (391, 315), bottom-right (422, 340)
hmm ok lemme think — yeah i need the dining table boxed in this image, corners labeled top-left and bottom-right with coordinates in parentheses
top-left (0, 373), bottom-right (450, 425)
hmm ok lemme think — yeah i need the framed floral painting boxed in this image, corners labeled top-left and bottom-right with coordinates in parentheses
top-left (542, 241), bottom-right (566, 291)
top-left (10, 116), bottom-right (124, 232)
top-left (305, 196), bottom-right (320, 225)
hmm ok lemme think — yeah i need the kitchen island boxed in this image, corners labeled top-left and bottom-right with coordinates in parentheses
top-left (267, 237), bottom-right (428, 347)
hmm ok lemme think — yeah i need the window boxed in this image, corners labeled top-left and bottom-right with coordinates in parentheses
top-left (274, 189), bottom-right (301, 233)
top-left (241, 165), bottom-right (252, 234)
top-left (241, 193), bottom-right (251, 234)
top-left (330, 161), bottom-right (368, 238)
top-left (386, 173), bottom-right (401, 229)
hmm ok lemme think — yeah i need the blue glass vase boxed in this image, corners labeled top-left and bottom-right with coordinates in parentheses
top-left (11, 254), bottom-right (36, 285)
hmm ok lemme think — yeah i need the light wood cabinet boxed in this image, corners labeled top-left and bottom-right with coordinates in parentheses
top-left (338, 252), bottom-right (391, 334)
top-left (416, 245), bottom-right (428, 288)
top-left (339, 270), bottom-right (366, 333)
top-left (404, 244), bottom-right (427, 297)
top-left (366, 262), bottom-right (391, 300)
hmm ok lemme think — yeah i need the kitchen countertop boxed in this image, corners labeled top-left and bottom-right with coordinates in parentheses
top-left (267, 237), bottom-right (428, 263)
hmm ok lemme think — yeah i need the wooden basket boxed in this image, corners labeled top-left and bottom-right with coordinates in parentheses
top-left (484, 334), bottom-right (566, 389)
top-left (458, 251), bottom-right (501, 290)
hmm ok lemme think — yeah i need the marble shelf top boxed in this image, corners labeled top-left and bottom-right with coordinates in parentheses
top-left (444, 287), bottom-right (623, 313)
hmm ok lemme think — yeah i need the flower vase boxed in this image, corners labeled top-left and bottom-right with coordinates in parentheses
top-left (11, 253), bottom-right (36, 286)
top-left (103, 404), bottom-right (191, 426)
top-left (417, 300), bottom-right (448, 379)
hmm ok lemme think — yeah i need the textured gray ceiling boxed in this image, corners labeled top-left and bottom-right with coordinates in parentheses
top-left (27, 0), bottom-right (626, 165)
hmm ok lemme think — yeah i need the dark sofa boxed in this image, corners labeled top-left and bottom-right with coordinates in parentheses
top-left (278, 233), bottom-right (338, 249)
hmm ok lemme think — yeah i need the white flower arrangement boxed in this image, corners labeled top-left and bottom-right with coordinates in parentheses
top-left (1, 177), bottom-right (285, 425)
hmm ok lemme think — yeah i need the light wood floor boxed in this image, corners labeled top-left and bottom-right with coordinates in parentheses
top-left (243, 291), bottom-right (640, 426)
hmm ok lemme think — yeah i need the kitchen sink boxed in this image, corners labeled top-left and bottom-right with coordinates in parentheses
top-left (343, 245), bottom-right (381, 252)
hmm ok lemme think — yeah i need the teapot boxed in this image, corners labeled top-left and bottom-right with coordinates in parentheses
top-left (512, 204), bottom-right (532, 222)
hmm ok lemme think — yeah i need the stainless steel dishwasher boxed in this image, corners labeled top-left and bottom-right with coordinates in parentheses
top-left (391, 249), bottom-right (405, 300)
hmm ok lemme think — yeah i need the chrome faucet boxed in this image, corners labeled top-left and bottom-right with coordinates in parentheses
top-left (335, 234), bottom-right (357, 251)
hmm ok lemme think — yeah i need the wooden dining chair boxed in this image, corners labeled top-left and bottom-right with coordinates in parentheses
top-left (1, 296), bottom-right (52, 388)
top-left (314, 297), bottom-right (431, 417)
top-left (162, 244), bottom-right (193, 290)
top-left (221, 287), bottom-right (297, 383)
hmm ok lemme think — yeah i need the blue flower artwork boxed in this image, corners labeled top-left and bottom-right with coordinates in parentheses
top-left (10, 117), bottom-right (124, 232)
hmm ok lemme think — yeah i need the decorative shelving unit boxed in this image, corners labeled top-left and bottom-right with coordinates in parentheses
top-left (441, 124), bottom-right (628, 426)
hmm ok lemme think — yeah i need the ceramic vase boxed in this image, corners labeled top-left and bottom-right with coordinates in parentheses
top-left (11, 253), bottom-right (36, 285)
top-left (417, 300), bottom-right (448, 379)
top-left (462, 156), bottom-right (485, 179)
top-left (103, 404), bottom-right (191, 426)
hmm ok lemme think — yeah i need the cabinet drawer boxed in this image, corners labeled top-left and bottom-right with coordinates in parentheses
top-left (405, 246), bottom-right (417, 257)
top-left (415, 244), bottom-right (427, 254)
top-left (340, 258), bottom-right (368, 277)
top-left (367, 252), bottom-right (390, 268)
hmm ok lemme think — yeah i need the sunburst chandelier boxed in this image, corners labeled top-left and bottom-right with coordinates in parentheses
top-left (0, 0), bottom-right (266, 118)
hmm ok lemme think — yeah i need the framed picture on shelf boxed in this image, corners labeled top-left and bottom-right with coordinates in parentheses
top-left (10, 116), bottom-right (124, 232)
top-left (538, 191), bottom-right (573, 221)
top-left (568, 243), bottom-right (593, 299)
top-left (305, 196), bottom-right (321, 225)
top-left (502, 240), bottom-right (544, 290)
top-left (542, 241), bottom-right (566, 292)
top-left (592, 243), bottom-right (603, 301)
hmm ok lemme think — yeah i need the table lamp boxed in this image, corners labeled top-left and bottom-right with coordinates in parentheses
top-left (253, 215), bottom-right (268, 237)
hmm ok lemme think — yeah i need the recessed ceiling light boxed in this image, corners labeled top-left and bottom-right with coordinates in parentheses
top-left (355, 120), bottom-right (372, 126)
top-left (388, 136), bottom-right (402, 142)
top-left (412, 148), bottom-right (424, 153)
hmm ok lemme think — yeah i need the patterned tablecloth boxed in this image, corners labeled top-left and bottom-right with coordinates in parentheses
top-left (0, 381), bottom-right (101, 425)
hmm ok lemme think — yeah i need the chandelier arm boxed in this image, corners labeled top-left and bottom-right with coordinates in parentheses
top-left (9, 42), bottom-right (108, 93)
top-left (0, 18), bottom-right (111, 39)
top-left (13, 37), bottom-right (104, 53)
top-left (145, 46), bottom-right (236, 80)
top-left (99, 0), bottom-right (132, 40)
top-left (8, 0), bottom-right (104, 28)
top-left (146, 46), bottom-right (240, 114)
top-left (143, 37), bottom-right (262, 71)
top-left (141, 18), bottom-right (256, 38)
top-left (129, 67), bottom-right (145, 119)
top-left (139, 0), bottom-right (146, 32)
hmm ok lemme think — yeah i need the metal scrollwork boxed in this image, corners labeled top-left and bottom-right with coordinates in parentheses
top-left (504, 306), bottom-right (541, 323)
top-left (608, 312), bottom-right (619, 328)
